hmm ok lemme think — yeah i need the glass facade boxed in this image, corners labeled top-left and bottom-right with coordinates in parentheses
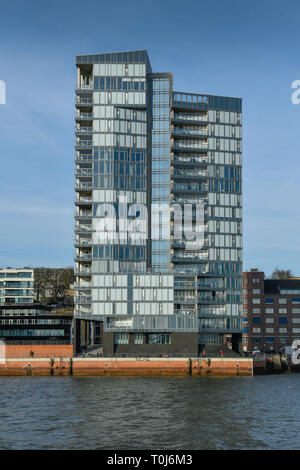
top-left (0, 269), bottom-right (34, 305)
top-left (74, 50), bottom-right (243, 346)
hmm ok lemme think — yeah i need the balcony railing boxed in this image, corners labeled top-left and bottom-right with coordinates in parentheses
top-left (74, 197), bottom-right (93, 204)
top-left (198, 296), bottom-right (225, 303)
top-left (75, 210), bottom-right (92, 217)
top-left (74, 269), bottom-right (92, 276)
top-left (74, 283), bottom-right (92, 289)
top-left (198, 282), bottom-right (225, 290)
top-left (74, 224), bottom-right (93, 232)
top-left (75, 126), bottom-right (93, 135)
top-left (172, 169), bottom-right (208, 179)
top-left (172, 183), bottom-right (208, 193)
top-left (174, 281), bottom-right (196, 289)
top-left (75, 112), bottom-right (94, 120)
top-left (75, 154), bottom-right (93, 163)
top-left (75, 140), bottom-right (93, 149)
top-left (75, 83), bottom-right (94, 91)
top-left (75, 296), bottom-right (92, 303)
top-left (172, 142), bottom-right (208, 150)
top-left (74, 254), bottom-right (92, 262)
top-left (172, 128), bottom-right (208, 138)
top-left (74, 239), bottom-right (92, 248)
top-left (172, 156), bottom-right (209, 165)
top-left (75, 169), bottom-right (93, 176)
top-left (75, 98), bottom-right (93, 106)
top-left (172, 254), bottom-right (208, 262)
top-left (172, 113), bottom-right (208, 123)
top-left (75, 183), bottom-right (93, 190)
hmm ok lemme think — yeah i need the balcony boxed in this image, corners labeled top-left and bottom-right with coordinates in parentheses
top-left (75, 169), bottom-right (93, 177)
top-left (172, 113), bottom-right (208, 124)
top-left (174, 296), bottom-right (196, 303)
top-left (74, 238), bottom-right (92, 247)
top-left (75, 295), bottom-right (92, 304)
top-left (74, 196), bottom-right (93, 205)
top-left (75, 209), bottom-right (92, 217)
top-left (75, 126), bottom-right (93, 136)
top-left (172, 142), bottom-right (208, 152)
top-left (75, 182), bottom-right (93, 191)
top-left (75, 154), bottom-right (93, 163)
top-left (172, 253), bottom-right (208, 263)
top-left (74, 254), bottom-right (92, 262)
top-left (172, 128), bottom-right (208, 138)
top-left (74, 283), bottom-right (92, 289)
top-left (198, 296), bottom-right (226, 304)
top-left (172, 183), bottom-right (208, 193)
top-left (75, 83), bottom-right (94, 91)
top-left (171, 169), bottom-right (208, 180)
top-left (75, 97), bottom-right (93, 106)
top-left (74, 224), bottom-right (93, 233)
top-left (174, 281), bottom-right (196, 289)
top-left (75, 140), bottom-right (93, 149)
top-left (172, 156), bottom-right (209, 166)
top-left (198, 282), bottom-right (225, 290)
top-left (74, 269), bottom-right (92, 276)
top-left (75, 112), bottom-right (94, 121)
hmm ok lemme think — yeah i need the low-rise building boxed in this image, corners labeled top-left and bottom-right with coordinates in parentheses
top-left (0, 303), bottom-right (72, 345)
top-left (243, 269), bottom-right (300, 353)
top-left (0, 268), bottom-right (34, 305)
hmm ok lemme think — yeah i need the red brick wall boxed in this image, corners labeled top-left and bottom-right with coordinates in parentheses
top-left (5, 344), bottom-right (74, 358)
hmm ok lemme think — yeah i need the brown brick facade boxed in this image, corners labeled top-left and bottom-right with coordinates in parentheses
top-left (243, 269), bottom-right (300, 353)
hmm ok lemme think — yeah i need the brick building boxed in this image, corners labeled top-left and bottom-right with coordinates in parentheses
top-left (243, 269), bottom-right (300, 353)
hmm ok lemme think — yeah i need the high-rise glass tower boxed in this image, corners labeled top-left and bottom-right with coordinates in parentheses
top-left (74, 50), bottom-right (242, 355)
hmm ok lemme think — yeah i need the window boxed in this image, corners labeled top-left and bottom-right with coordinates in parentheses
top-left (253, 299), bottom-right (260, 304)
top-left (252, 289), bottom-right (260, 294)
top-left (279, 328), bottom-right (287, 333)
top-left (279, 318), bottom-right (287, 324)
top-left (265, 318), bottom-right (274, 323)
top-left (134, 333), bottom-right (143, 344)
top-left (292, 298), bottom-right (300, 304)
top-left (279, 308), bottom-right (287, 314)
top-left (147, 334), bottom-right (171, 344)
top-left (252, 308), bottom-right (261, 314)
top-left (253, 317), bottom-right (261, 324)
top-left (253, 328), bottom-right (261, 333)
top-left (265, 337), bottom-right (274, 343)
top-left (293, 308), bottom-right (300, 314)
top-left (265, 298), bottom-right (274, 304)
top-left (266, 308), bottom-right (274, 314)
top-left (243, 327), bottom-right (248, 333)
top-left (114, 333), bottom-right (129, 344)
top-left (279, 298), bottom-right (287, 304)
top-left (252, 337), bottom-right (262, 343)
top-left (266, 328), bottom-right (274, 333)
top-left (279, 337), bottom-right (288, 344)
top-left (292, 328), bottom-right (300, 333)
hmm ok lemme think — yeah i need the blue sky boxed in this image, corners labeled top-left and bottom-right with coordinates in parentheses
top-left (0, 0), bottom-right (299, 275)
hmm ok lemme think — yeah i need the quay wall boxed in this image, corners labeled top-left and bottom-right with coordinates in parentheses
top-left (0, 357), bottom-right (253, 377)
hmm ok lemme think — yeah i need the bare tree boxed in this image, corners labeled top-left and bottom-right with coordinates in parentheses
top-left (271, 268), bottom-right (294, 280)
top-left (34, 267), bottom-right (74, 305)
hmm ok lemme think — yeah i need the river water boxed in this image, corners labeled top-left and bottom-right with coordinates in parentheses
top-left (0, 374), bottom-right (299, 449)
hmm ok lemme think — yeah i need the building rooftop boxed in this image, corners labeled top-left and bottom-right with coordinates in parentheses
top-left (264, 279), bottom-right (300, 295)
